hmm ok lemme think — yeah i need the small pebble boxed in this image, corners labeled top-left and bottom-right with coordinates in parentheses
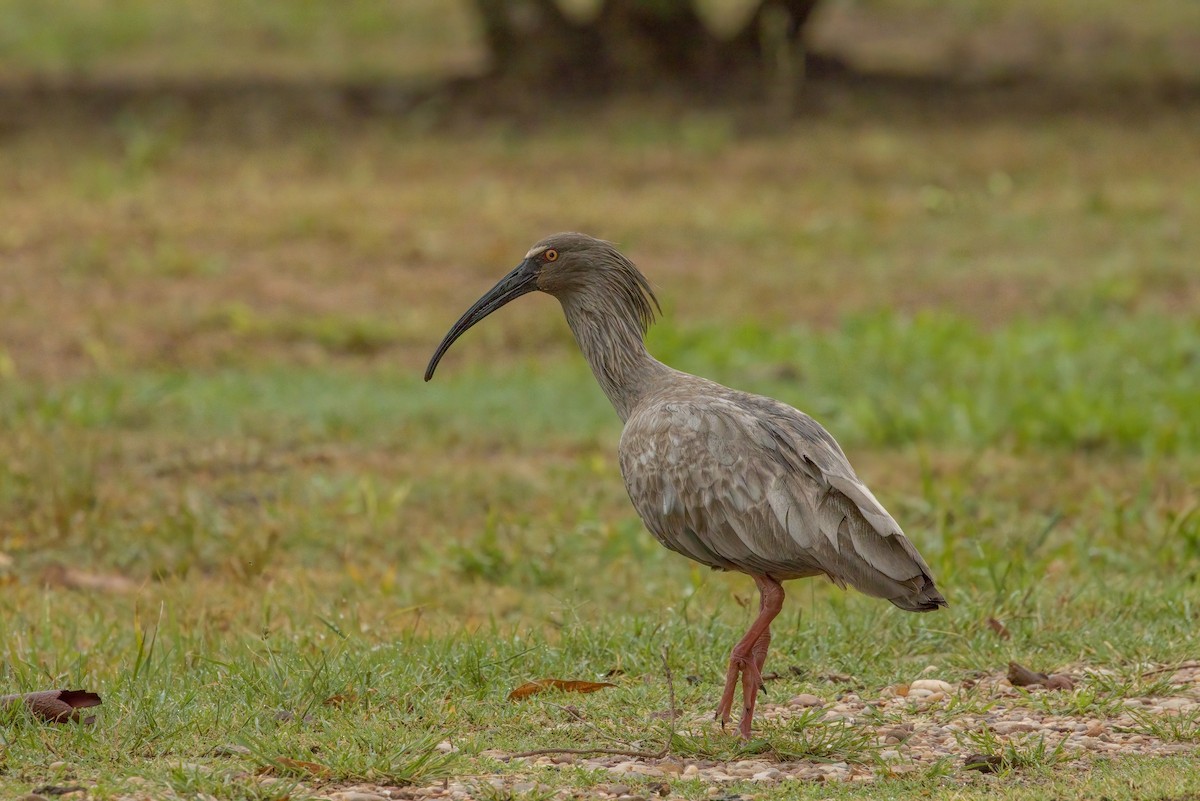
top-left (788, 693), bottom-right (824, 707)
top-left (911, 679), bottom-right (954, 693)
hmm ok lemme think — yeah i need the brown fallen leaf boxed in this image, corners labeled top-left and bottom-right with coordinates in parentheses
top-left (32, 786), bottom-right (87, 797)
top-left (1045, 674), bottom-right (1075, 691)
top-left (507, 679), bottom-right (617, 701)
top-left (41, 563), bottom-right (137, 594)
top-left (261, 757), bottom-right (330, 777)
top-left (964, 753), bottom-right (1005, 773)
top-left (986, 617), bottom-right (1012, 640)
top-left (1008, 661), bottom-right (1050, 687)
top-left (1, 689), bottom-right (102, 723)
top-left (323, 692), bottom-right (358, 707)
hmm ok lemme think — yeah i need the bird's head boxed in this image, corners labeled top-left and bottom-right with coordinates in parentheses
top-left (424, 232), bottom-right (659, 381)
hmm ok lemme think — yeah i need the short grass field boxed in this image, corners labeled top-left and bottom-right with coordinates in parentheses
top-left (2, 2), bottom-right (1199, 799)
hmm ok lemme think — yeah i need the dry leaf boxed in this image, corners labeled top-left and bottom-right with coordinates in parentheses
top-left (507, 679), bottom-right (616, 701)
top-left (31, 786), bottom-right (86, 797)
top-left (41, 564), bottom-right (137, 594)
top-left (986, 617), bottom-right (1011, 640)
top-left (1, 689), bottom-right (102, 723)
top-left (964, 753), bottom-right (1004, 773)
top-left (323, 693), bottom-right (358, 707)
top-left (1008, 661), bottom-right (1050, 687)
top-left (1045, 674), bottom-right (1075, 690)
top-left (266, 757), bottom-right (330, 777)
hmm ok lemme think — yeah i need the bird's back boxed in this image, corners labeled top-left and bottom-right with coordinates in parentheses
top-left (618, 373), bottom-right (946, 612)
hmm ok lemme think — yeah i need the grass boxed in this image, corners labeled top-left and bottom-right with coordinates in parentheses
top-left (2, 2), bottom-right (1200, 799)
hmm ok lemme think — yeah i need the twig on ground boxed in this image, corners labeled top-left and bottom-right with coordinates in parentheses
top-left (1141, 661), bottom-right (1200, 677)
top-left (509, 646), bottom-right (679, 760)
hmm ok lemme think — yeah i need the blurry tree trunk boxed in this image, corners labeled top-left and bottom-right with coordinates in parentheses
top-left (469, 0), bottom-right (825, 95)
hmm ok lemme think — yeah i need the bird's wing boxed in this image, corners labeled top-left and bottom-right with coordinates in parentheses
top-left (619, 394), bottom-right (945, 610)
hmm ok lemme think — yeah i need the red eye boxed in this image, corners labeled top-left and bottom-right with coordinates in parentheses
top-left (544, 249), bottom-right (558, 262)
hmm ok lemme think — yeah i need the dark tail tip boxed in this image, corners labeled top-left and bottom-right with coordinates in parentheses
top-left (891, 588), bottom-right (948, 613)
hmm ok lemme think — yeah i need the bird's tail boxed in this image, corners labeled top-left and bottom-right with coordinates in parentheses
top-left (889, 581), bottom-right (948, 612)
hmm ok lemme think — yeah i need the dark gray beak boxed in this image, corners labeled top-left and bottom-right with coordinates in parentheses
top-left (424, 260), bottom-right (538, 381)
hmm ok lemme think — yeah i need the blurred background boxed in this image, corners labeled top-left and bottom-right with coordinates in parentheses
top-left (1, 0), bottom-right (1198, 634)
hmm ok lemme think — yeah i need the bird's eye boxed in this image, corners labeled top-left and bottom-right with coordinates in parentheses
top-left (544, 249), bottom-right (558, 263)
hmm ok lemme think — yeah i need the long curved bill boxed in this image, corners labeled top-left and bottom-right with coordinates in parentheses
top-left (424, 261), bottom-right (538, 381)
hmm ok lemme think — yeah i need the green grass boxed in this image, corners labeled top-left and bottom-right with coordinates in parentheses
top-left (2, 313), bottom-right (1198, 798)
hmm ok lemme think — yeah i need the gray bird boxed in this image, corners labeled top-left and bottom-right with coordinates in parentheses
top-left (425, 233), bottom-right (946, 738)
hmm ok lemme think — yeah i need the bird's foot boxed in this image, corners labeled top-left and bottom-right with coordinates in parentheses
top-left (738, 660), bottom-right (763, 740)
top-left (715, 656), bottom-right (743, 728)
top-left (715, 652), bottom-right (762, 739)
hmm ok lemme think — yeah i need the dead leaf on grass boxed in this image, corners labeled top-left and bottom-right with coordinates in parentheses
top-left (1, 689), bottom-right (102, 723)
top-left (32, 786), bottom-right (88, 797)
top-left (964, 752), bottom-right (1004, 773)
top-left (1045, 674), bottom-right (1075, 690)
top-left (1008, 661), bottom-right (1050, 687)
top-left (507, 679), bottom-right (616, 701)
top-left (41, 563), bottom-right (137, 594)
top-left (986, 617), bottom-right (1012, 640)
top-left (1008, 661), bottom-right (1073, 690)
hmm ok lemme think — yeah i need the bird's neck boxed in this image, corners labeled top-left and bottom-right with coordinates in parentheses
top-left (559, 293), bottom-right (669, 422)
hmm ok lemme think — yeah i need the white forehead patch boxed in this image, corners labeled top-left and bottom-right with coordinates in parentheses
top-left (524, 245), bottom-right (550, 259)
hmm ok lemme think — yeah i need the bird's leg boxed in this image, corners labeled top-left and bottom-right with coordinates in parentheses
top-left (751, 626), bottom-right (772, 692)
top-left (715, 575), bottom-right (785, 739)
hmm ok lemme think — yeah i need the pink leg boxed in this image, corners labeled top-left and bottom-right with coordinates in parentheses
top-left (714, 575), bottom-right (785, 739)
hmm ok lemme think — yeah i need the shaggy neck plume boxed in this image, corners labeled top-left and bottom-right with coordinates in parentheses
top-left (559, 276), bottom-right (669, 422)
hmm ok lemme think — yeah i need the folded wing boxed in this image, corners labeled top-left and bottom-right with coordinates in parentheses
top-left (619, 392), bottom-right (946, 612)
